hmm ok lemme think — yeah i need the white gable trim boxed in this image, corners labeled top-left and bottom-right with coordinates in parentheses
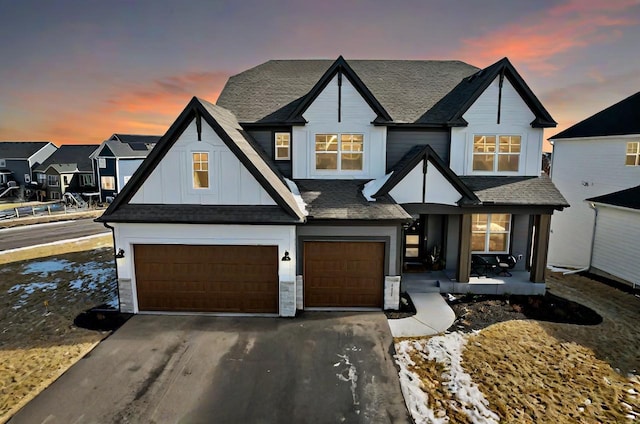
top-left (389, 158), bottom-right (463, 205)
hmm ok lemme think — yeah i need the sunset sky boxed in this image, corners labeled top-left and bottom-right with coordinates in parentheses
top-left (1, 0), bottom-right (639, 151)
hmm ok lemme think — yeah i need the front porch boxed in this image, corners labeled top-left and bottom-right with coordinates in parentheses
top-left (401, 270), bottom-right (546, 295)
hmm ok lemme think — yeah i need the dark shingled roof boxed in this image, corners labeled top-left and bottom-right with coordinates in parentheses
top-left (110, 134), bottom-right (162, 144)
top-left (587, 185), bottom-right (640, 210)
top-left (296, 179), bottom-right (411, 221)
top-left (217, 59), bottom-right (479, 124)
top-left (0, 141), bottom-right (52, 159)
top-left (100, 204), bottom-right (301, 224)
top-left (93, 135), bottom-right (161, 158)
top-left (35, 144), bottom-right (97, 172)
top-left (459, 175), bottom-right (568, 208)
top-left (550, 92), bottom-right (640, 140)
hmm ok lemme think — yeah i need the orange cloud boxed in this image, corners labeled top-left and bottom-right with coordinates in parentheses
top-left (456, 0), bottom-right (638, 73)
top-left (17, 71), bottom-right (232, 145)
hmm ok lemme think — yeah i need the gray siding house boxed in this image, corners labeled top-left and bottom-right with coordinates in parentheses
top-left (0, 141), bottom-right (57, 198)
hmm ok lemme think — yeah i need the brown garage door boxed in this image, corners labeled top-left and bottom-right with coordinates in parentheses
top-left (304, 241), bottom-right (384, 308)
top-left (134, 244), bottom-right (278, 313)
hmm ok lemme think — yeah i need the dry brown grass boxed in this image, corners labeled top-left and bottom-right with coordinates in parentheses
top-left (0, 248), bottom-right (116, 423)
top-left (464, 320), bottom-right (639, 423)
top-left (400, 272), bottom-right (640, 423)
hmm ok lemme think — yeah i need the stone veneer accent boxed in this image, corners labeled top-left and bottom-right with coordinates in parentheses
top-left (118, 278), bottom-right (134, 313)
top-left (295, 275), bottom-right (303, 310)
top-left (279, 280), bottom-right (296, 317)
top-left (384, 276), bottom-right (401, 310)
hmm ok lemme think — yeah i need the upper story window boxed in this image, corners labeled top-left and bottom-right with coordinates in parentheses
top-left (80, 174), bottom-right (94, 187)
top-left (97, 158), bottom-right (106, 169)
top-left (192, 152), bottom-right (209, 189)
top-left (473, 135), bottom-right (521, 172)
top-left (315, 133), bottom-right (363, 171)
top-left (275, 133), bottom-right (290, 160)
top-left (471, 213), bottom-right (511, 253)
top-left (47, 175), bottom-right (59, 187)
top-left (626, 141), bottom-right (640, 166)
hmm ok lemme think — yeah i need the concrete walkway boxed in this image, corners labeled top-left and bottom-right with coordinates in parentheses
top-left (387, 292), bottom-right (456, 337)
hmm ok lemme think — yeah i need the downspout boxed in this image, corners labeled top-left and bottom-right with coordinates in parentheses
top-left (102, 221), bottom-right (122, 312)
top-left (563, 203), bottom-right (597, 275)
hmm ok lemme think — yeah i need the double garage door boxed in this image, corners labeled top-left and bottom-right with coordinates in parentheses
top-left (133, 241), bottom-right (384, 313)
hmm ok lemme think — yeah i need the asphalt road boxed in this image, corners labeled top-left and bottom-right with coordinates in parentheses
top-left (9, 313), bottom-right (410, 424)
top-left (0, 219), bottom-right (109, 251)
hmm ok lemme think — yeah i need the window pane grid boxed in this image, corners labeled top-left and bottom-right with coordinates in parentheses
top-left (192, 152), bottom-right (209, 189)
top-left (275, 133), bottom-right (290, 160)
top-left (626, 142), bottom-right (640, 166)
top-left (473, 135), bottom-right (520, 172)
top-left (471, 213), bottom-right (511, 253)
top-left (315, 133), bottom-right (363, 171)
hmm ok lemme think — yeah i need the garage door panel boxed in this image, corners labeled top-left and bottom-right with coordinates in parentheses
top-left (134, 244), bottom-right (278, 313)
top-left (304, 242), bottom-right (384, 308)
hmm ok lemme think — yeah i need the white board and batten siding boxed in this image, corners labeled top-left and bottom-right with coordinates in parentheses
top-left (548, 136), bottom-right (640, 268)
top-left (112, 223), bottom-right (297, 314)
top-left (130, 119), bottom-right (276, 206)
top-left (449, 77), bottom-right (543, 177)
top-left (292, 74), bottom-right (387, 179)
top-left (591, 205), bottom-right (640, 286)
top-left (388, 159), bottom-right (462, 205)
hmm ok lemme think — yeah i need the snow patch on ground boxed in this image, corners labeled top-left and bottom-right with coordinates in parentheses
top-left (362, 172), bottom-right (393, 201)
top-left (284, 178), bottom-right (308, 216)
top-left (395, 333), bottom-right (500, 424)
top-left (335, 352), bottom-right (360, 414)
top-left (22, 259), bottom-right (72, 275)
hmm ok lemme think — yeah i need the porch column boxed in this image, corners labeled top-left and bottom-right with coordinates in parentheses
top-left (457, 213), bottom-right (472, 283)
top-left (530, 214), bottom-right (551, 283)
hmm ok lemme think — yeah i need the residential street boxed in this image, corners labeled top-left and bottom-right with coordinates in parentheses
top-left (0, 219), bottom-right (108, 251)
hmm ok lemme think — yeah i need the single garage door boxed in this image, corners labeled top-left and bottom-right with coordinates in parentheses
top-left (134, 244), bottom-right (278, 313)
top-left (304, 241), bottom-right (384, 308)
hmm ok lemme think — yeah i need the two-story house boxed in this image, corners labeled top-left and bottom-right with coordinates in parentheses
top-left (548, 92), bottom-right (640, 287)
top-left (0, 141), bottom-right (57, 198)
top-left (98, 57), bottom-right (567, 316)
top-left (32, 144), bottom-right (99, 201)
top-left (90, 134), bottom-right (161, 202)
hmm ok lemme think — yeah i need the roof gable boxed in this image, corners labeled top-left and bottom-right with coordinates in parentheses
top-left (216, 59), bottom-right (479, 124)
top-left (587, 184), bottom-right (640, 210)
top-left (418, 58), bottom-right (556, 128)
top-left (0, 141), bottom-right (53, 159)
top-left (100, 97), bottom-right (305, 223)
top-left (35, 144), bottom-right (96, 172)
top-left (285, 56), bottom-right (392, 124)
top-left (374, 145), bottom-right (478, 204)
top-left (550, 92), bottom-right (640, 140)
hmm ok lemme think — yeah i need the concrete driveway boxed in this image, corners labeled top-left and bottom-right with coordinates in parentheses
top-left (10, 313), bottom-right (409, 424)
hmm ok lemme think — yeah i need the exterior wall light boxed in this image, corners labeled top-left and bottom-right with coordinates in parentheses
top-left (115, 248), bottom-right (125, 259)
top-left (281, 251), bottom-right (291, 261)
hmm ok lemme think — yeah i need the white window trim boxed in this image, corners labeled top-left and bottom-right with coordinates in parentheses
top-left (274, 132), bottom-right (291, 161)
top-left (471, 134), bottom-right (522, 174)
top-left (471, 213), bottom-right (512, 254)
top-left (626, 141), bottom-right (640, 166)
top-left (192, 151), bottom-right (210, 190)
top-left (313, 132), bottom-right (365, 173)
top-left (97, 157), bottom-right (106, 169)
top-left (47, 175), bottom-right (59, 187)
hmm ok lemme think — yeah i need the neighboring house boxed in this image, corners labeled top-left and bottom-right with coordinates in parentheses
top-left (0, 141), bottom-right (57, 187)
top-left (90, 134), bottom-right (161, 201)
top-left (586, 186), bottom-right (640, 287)
top-left (98, 56), bottom-right (567, 316)
top-left (33, 144), bottom-right (99, 201)
top-left (548, 92), bottom-right (640, 286)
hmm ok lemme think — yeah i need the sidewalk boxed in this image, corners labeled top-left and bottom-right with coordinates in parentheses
top-left (387, 292), bottom-right (455, 337)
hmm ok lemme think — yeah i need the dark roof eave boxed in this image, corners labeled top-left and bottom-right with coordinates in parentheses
top-left (96, 216), bottom-right (302, 224)
top-left (531, 117), bottom-right (558, 128)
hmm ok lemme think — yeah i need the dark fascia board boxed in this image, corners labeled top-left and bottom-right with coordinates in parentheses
top-left (285, 56), bottom-right (393, 123)
top-left (102, 97), bottom-right (302, 221)
top-left (448, 58), bottom-right (557, 128)
top-left (374, 145), bottom-right (479, 204)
